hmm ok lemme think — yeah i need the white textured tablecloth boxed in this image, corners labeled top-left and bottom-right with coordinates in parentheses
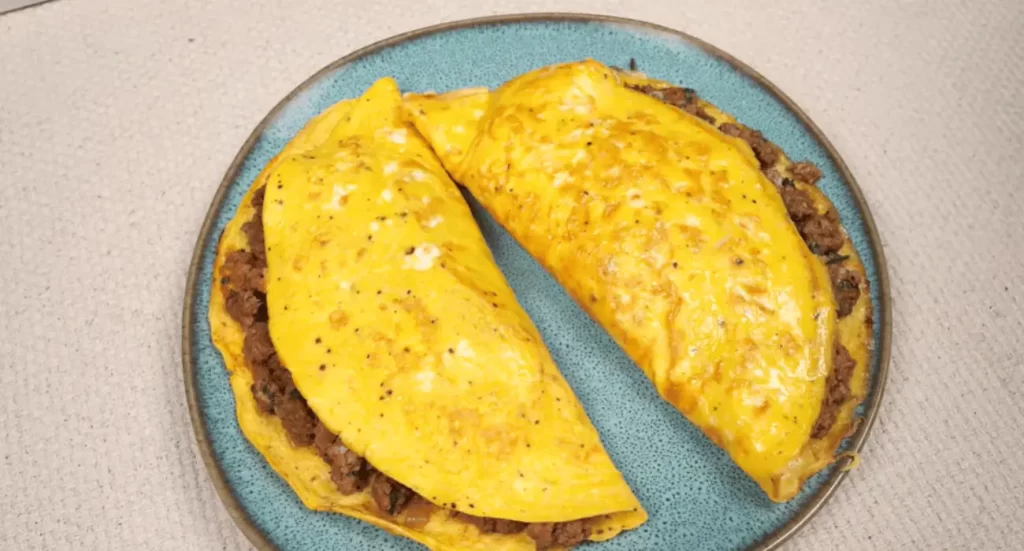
top-left (1, 0), bottom-right (1022, 549)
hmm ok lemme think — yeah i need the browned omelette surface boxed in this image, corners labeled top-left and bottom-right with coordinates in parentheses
top-left (208, 77), bottom-right (646, 551)
top-left (404, 60), bottom-right (872, 502)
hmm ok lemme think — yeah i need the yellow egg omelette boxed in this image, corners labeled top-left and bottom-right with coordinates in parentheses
top-left (208, 77), bottom-right (646, 550)
top-left (403, 60), bottom-right (873, 502)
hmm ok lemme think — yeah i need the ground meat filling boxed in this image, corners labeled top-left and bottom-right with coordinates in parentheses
top-left (790, 161), bottom-right (823, 185)
top-left (312, 422), bottom-right (373, 494)
top-left (456, 513), bottom-right (528, 535)
top-left (799, 213), bottom-right (844, 255)
top-left (369, 473), bottom-right (416, 515)
top-left (828, 260), bottom-right (863, 318)
top-left (718, 122), bottom-right (780, 168)
top-left (628, 84), bottom-right (716, 124)
top-left (779, 179), bottom-right (818, 221)
top-left (526, 521), bottom-right (592, 550)
top-left (223, 286), bottom-right (263, 331)
top-left (811, 344), bottom-right (856, 438)
top-left (220, 186), bottom-right (594, 548)
top-left (780, 181), bottom-right (845, 255)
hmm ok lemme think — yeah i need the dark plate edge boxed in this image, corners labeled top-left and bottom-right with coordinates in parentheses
top-left (181, 12), bottom-right (892, 551)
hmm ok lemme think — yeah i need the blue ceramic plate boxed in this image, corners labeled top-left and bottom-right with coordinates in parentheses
top-left (183, 13), bottom-right (890, 551)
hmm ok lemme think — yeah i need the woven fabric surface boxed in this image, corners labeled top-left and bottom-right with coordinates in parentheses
top-left (0, 0), bottom-right (1021, 549)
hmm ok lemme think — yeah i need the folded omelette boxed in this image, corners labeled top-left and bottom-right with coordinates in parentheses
top-left (404, 60), bottom-right (873, 502)
top-left (208, 77), bottom-right (646, 550)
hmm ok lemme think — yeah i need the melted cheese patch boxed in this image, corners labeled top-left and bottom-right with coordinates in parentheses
top-left (402, 243), bottom-right (441, 271)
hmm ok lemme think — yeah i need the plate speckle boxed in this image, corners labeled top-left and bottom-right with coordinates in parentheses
top-left (186, 16), bottom-right (885, 551)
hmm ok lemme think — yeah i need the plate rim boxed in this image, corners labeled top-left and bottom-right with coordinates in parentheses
top-left (181, 12), bottom-right (892, 551)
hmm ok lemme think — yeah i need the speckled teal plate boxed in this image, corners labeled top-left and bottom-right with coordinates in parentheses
top-left (183, 13), bottom-right (890, 551)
